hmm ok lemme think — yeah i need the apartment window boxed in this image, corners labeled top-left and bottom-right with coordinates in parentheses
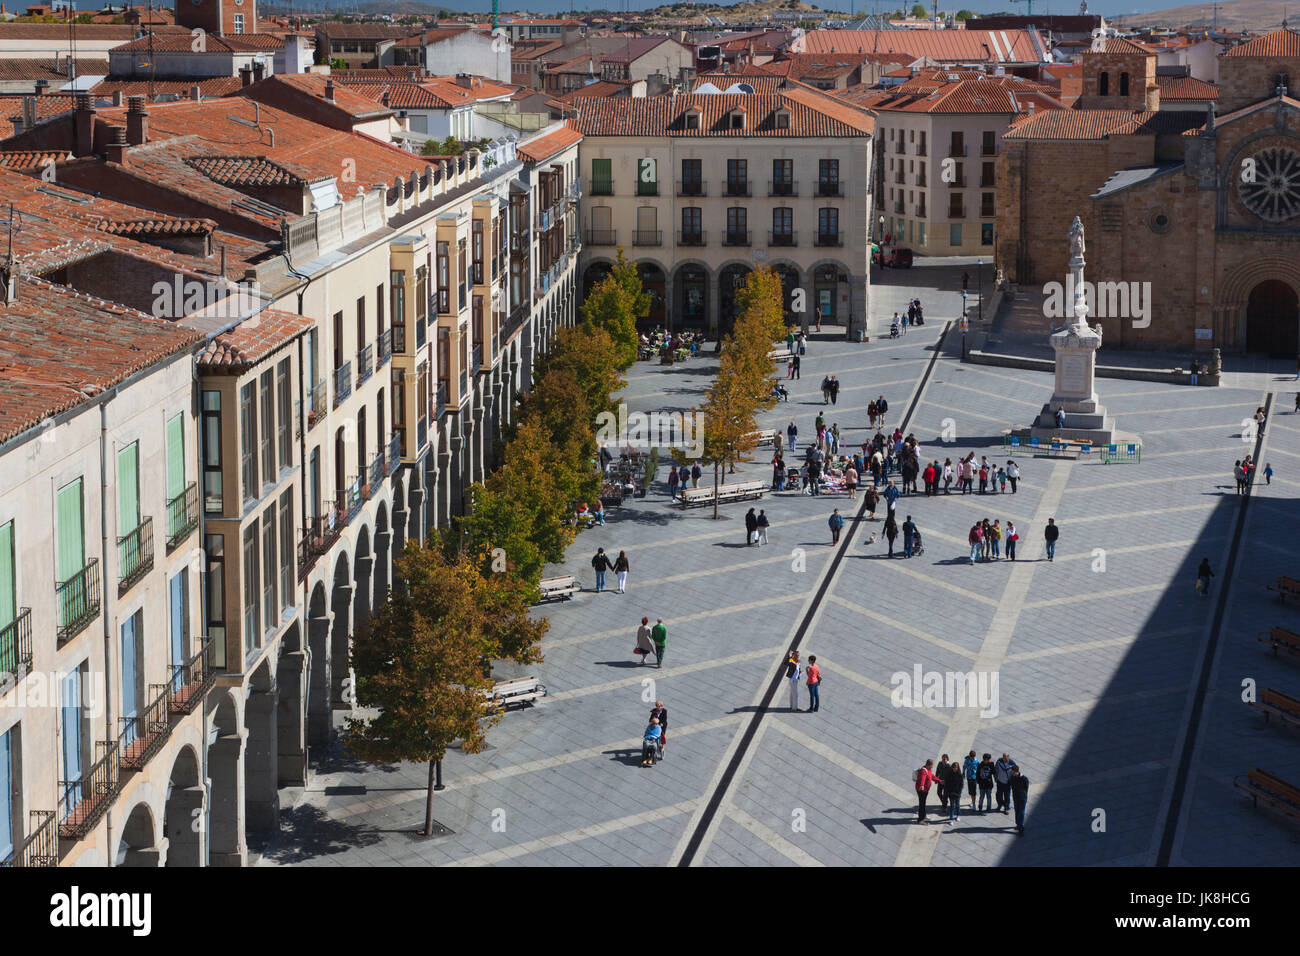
top-left (591, 158), bottom-right (612, 195)
top-left (774, 109), bottom-right (790, 129)
top-left (918, 131), bottom-right (927, 155)
top-left (436, 245), bottom-right (449, 313)
top-left (949, 192), bottom-right (964, 218)
top-left (1099, 71), bottom-right (1109, 96)
top-left (393, 369), bottom-right (406, 453)
top-left (120, 609), bottom-right (143, 746)
top-left (772, 207), bottom-right (792, 241)
top-left (278, 491), bottom-right (293, 613)
top-left (950, 131), bottom-right (964, 157)
top-left (390, 271), bottom-right (406, 352)
top-left (725, 207), bottom-right (747, 244)
top-left (304, 329), bottom-right (318, 410)
top-left (117, 441), bottom-right (139, 541)
top-left (950, 223), bottom-right (963, 247)
top-left (55, 478), bottom-right (84, 614)
top-left (168, 569), bottom-right (189, 692)
top-left (276, 358), bottom-right (291, 470)
top-left (684, 110), bottom-right (700, 129)
top-left (982, 161), bottom-right (995, 188)
top-left (681, 207), bottom-right (702, 242)
top-left (332, 311), bottom-right (343, 370)
top-left (259, 370), bottom-right (274, 490)
top-left (818, 159), bottom-right (840, 195)
top-left (60, 667), bottom-right (85, 815)
top-left (636, 157), bottom-right (658, 196)
top-left (0, 725), bottom-right (16, 864)
top-left (0, 520), bottom-right (13, 639)
top-left (202, 392), bottom-right (222, 514)
top-left (982, 222), bottom-right (994, 246)
top-left (681, 158), bottom-right (702, 194)
top-left (262, 507), bottom-right (276, 637)
top-left (771, 158), bottom-right (793, 195)
top-left (308, 447), bottom-right (320, 520)
top-left (242, 522), bottom-right (259, 657)
top-left (376, 282), bottom-right (385, 338)
top-left (981, 192), bottom-right (995, 218)
top-left (726, 158), bottom-right (747, 194)
top-left (356, 295), bottom-right (367, 365)
top-left (472, 219), bottom-right (484, 284)
top-left (233, 12), bottom-right (244, 32)
top-left (437, 326), bottom-right (450, 382)
top-left (635, 206), bottom-right (658, 245)
top-left (982, 130), bottom-right (996, 156)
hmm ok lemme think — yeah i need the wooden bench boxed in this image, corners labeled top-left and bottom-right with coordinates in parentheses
top-left (1267, 576), bottom-right (1300, 603)
top-left (536, 575), bottom-right (578, 603)
top-left (747, 428), bottom-right (776, 448)
top-left (484, 676), bottom-right (547, 713)
top-left (1259, 626), bottom-right (1300, 660)
top-left (679, 480), bottom-right (767, 509)
top-left (1234, 768), bottom-right (1300, 825)
top-left (1250, 688), bottom-right (1300, 730)
top-left (768, 348), bottom-right (790, 363)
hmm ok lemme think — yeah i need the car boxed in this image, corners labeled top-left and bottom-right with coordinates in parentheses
top-left (873, 244), bottom-right (914, 268)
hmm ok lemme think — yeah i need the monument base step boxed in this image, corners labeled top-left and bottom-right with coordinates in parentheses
top-left (1026, 421), bottom-right (1116, 445)
top-left (1035, 403), bottom-right (1109, 431)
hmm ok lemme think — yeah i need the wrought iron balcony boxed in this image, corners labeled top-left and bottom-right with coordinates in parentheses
top-left (981, 202), bottom-right (996, 218)
top-left (117, 517), bottom-right (154, 596)
top-left (56, 558), bottom-right (100, 646)
top-left (0, 607), bottom-right (32, 688)
top-left (2, 810), bottom-right (58, 867)
top-left (587, 228), bottom-right (616, 246)
top-left (306, 379), bottom-right (328, 429)
top-left (723, 180), bottom-right (751, 197)
top-left (59, 740), bottom-right (120, 840)
top-left (769, 230), bottom-right (797, 247)
top-left (677, 180), bottom-right (706, 197)
top-left (378, 327), bottom-right (393, 367)
top-left (633, 229), bottom-right (662, 246)
top-left (386, 432), bottom-right (402, 474)
top-left (459, 369), bottom-right (467, 399)
top-left (472, 343), bottom-right (483, 375)
top-left (949, 206), bottom-right (966, 219)
top-left (722, 230), bottom-right (751, 246)
top-left (815, 231), bottom-right (844, 247)
top-left (917, 141), bottom-right (928, 156)
top-left (590, 179), bottom-right (613, 196)
top-left (169, 638), bottom-right (215, 715)
top-left (817, 181), bottom-right (844, 197)
top-left (356, 344), bottom-right (374, 387)
top-left (333, 362), bottom-right (352, 409)
top-left (119, 684), bottom-right (173, 772)
top-left (678, 230), bottom-right (705, 246)
top-left (768, 180), bottom-right (797, 197)
top-left (367, 452), bottom-right (384, 498)
top-left (297, 503), bottom-right (341, 581)
top-left (166, 482), bottom-right (199, 551)
top-left (949, 145), bottom-right (967, 157)
top-left (344, 477), bottom-right (363, 524)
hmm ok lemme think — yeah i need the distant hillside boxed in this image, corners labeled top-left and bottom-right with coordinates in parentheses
top-left (262, 1), bottom-right (460, 15)
top-left (1114, 0), bottom-right (1292, 30)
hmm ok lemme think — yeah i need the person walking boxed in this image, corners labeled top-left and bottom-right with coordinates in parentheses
top-left (668, 467), bottom-right (680, 500)
top-left (635, 617), bottom-right (655, 665)
top-left (1234, 460), bottom-right (1246, 494)
top-left (792, 352), bottom-right (801, 379)
top-left (786, 329), bottom-right (796, 354)
top-left (978, 459), bottom-right (989, 494)
top-left (914, 759), bottom-right (938, 823)
top-left (943, 458), bottom-right (954, 495)
top-left (845, 463), bottom-right (859, 500)
top-left (829, 376), bottom-right (840, 406)
top-left (902, 515), bottom-right (917, 558)
top-left (787, 421), bottom-right (798, 454)
top-left (864, 484), bottom-right (879, 520)
top-left (649, 700), bottom-right (669, 758)
top-left (745, 507), bottom-right (759, 546)
top-left (829, 508), bottom-right (845, 544)
top-left (614, 550), bottom-right (630, 593)
top-left (962, 271), bottom-right (970, 292)
top-left (1044, 518), bottom-right (1059, 561)
top-left (968, 522), bottom-right (983, 564)
top-left (945, 759), bottom-right (965, 823)
top-left (976, 753), bottom-right (995, 812)
top-left (883, 480), bottom-right (900, 516)
top-left (1006, 521), bottom-right (1019, 561)
top-left (650, 618), bottom-right (667, 668)
top-left (806, 654), bottom-right (821, 712)
top-left (990, 519), bottom-right (1002, 560)
top-left (868, 400), bottom-right (878, 430)
top-left (877, 395), bottom-right (889, 429)
top-left (994, 753), bottom-right (1018, 814)
top-left (1265, 462), bottom-right (1274, 485)
top-left (691, 461), bottom-right (702, 488)
top-left (1010, 766), bottom-right (1030, 834)
top-left (1006, 459), bottom-right (1019, 494)
top-left (785, 650), bottom-right (803, 711)
top-left (821, 375), bottom-right (832, 405)
top-left (884, 514), bottom-right (899, 556)
top-left (963, 750), bottom-right (979, 811)
top-left (756, 509), bottom-right (770, 545)
top-left (787, 356), bottom-right (795, 380)
top-left (936, 754), bottom-right (952, 811)
top-left (591, 547), bottom-right (612, 591)
top-left (1196, 557), bottom-right (1214, 598)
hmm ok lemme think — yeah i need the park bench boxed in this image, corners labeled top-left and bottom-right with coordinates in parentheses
top-left (1250, 688), bottom-right (1300, 730)
top-left (747, 428), bottom-right (776, 448)
top-left (1267, 576), bottom-right (1300, 603)
top-left (679, 480), bottom-right (767, 509)
top-left (1234, 769), bottom-right (1300, 826)
top-left (484, 676), bottom-right (548, 713)
top-left (536, 575), bottom-right (578, 603)
top-left (768, 348), bottom-right (789, 363)
top-left (1259, 626), bottom-right (1300, 660)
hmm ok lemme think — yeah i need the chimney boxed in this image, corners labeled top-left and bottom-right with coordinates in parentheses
top-left (0, 254), bottom-right (16, 305)
top-left (190, 84), bottom-right (202, 103)
top-left (73, 92), bottom-right (95, 158)
top-left (125, 94), bottom-right (148, 146)
top-left (33, 79), bottom-right (48, 96)
top-left (456, 72), bottom-right (472, 88)
top-left (324, 79), bottom-right (335, 101)
top-left (252, 61), bottom-right (265, 82)
top-left (105, 124), bottom-right (128, 163)
top-left (111, 90), bottom-right (122, 106)
top-left (240, 66), bottom-right (253, 87)
top-left (381, 86), bottom-right (391, 107)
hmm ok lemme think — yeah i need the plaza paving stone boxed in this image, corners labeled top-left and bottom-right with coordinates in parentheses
top-left (255, 263), bottom-right (1300, 867)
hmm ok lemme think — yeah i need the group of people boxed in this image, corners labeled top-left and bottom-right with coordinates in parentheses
top-left (889, 299), bottom-right (925, 337)
top-left (1232, 455), bottom-right (1270, 494)
top-left (667, 461), bottom-right (704, 500)
top-left (590, 547), bottom-right (632, 593)
top-left (637, 328), bottom-right (704, 361)
top-left (633, 618), bottom-right (668, 668)
top-left (915, 752), bottom-right (1030, 833)
top-left (639, 700), bottom-right (669, 766)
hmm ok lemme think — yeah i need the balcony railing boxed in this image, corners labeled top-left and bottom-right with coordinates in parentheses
top-left (917, 141), bottom-right (928, 156)
top-left (333, 362), bottom-right (352, 409)
top-left (633, 229), bottom-right (662, 246)
top-left (170, 638), bottom-right (215, 714)
top-left (357, 344), bottom-right (374, 387)
top-left (56, 558), bottom-right (101, 645)
top-left (949, 145), bottom-right (967, 157)
top-left (677, 181), bottom-right (706, 197)
top-left (917, 174), bottom-right (927, 187)
top-left (591, 179), bottom-right (613, 196)
top-left (386, 433), bottom-right (402, 475)
top-left (297, 503), bottom-right (341, 581)
top-left (815, 232), bottom-right (844, 247)
top-left (117, 517), bottom-right (154, 596)
top-left (722, 230), bottom-right (751, 246)
top-left (535, 207), bottom-right (554, 232)
top-left (417, 416), bottom-right (428, 451)
top-left (459, 369), bottom-right (467, 400)
top-left (817, 181), bottom-right (844, 197)
top-left (586, 228), bottom-right (616, 246)
top-left (472, 343), bottom-right (483, 375)
top-left (768, 180), bottom-right (797, 197)
top-left (723, 180), bottom-right (751, 197)
top-left (435, 381), bottom-right (447, 419)
top-left (918, 203), bottom-right (927, 218)
top-left (678, 230), bottom-right (706, 246)
top-left (568, 176), bottom-right (581, 199)
top-left (981, 174), bottom-right (996, 188)
top-left (166, 482), bottom-right (199, 551)
top-left (982, 144), bottom-right (997, 156)
top-left (59, 740), bottom-right (120, 840)
top-left (344, 477), bottom-right (363, 524)
top-left (2, 810), bottom-right (58, 867)
top-left (895, 200), bottom-right (905, 214)
top-left (378, 327), bottom-right (393, 367)
top-left (306, 379), bottom-right (328, 429)
top-left (367, 453), bottom-right (384, 499)
top-left (119, 683), bottom-right (173, 772)
top-left (0, 607), bottom-right (32, 687)
top-left (949, 206), bottom-right (966, 219)
top-left (769, 230), bottom-right (796, 247)
top-left (895, 172), bottom-right (904, 185)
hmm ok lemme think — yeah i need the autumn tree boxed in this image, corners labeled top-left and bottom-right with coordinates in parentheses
top-left (529, 325), bottom-right (625, 423)
top-left (345, 540), bottom-right (546, 836)
top-left (578, 248), bottom-right (648, 371)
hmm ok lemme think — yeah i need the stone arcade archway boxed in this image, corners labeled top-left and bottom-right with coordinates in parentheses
top-left (275, 617), bottom-right (307, 788)
top-left (353, 526), bottom-right (373, 640)
top-left (163, 745), bottom-right (204, 866)
top-left (306, 582), bottom-right (331, 748)
top-left (243, 659), bottom-right (278, 834)
top-left (208, 692), bottom-right (245, 866)
top-left (1246, 279), bottom-right (1300, 357)
top-left (673, 263), bottom-right (709, 330)
top-left (118, 802), bottom-right (162, 867)
top-left (636, 262), bottom-right (667, 330)
top-left (373, 503), bottom-right (390, 612)
top-left (329, 553), bottom-right (353, 715)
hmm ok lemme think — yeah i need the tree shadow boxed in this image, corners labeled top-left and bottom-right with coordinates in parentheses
top-left (255, 802), bottom-right (387, 863)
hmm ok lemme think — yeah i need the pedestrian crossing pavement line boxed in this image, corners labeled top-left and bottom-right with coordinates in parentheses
top-left (815, 657), bottom-right (955, 723)
top-left (434, 799), bottom-right (701, 867)
top-left (891, 458), bottom-right (1071, 868)
top-left (685, 722), bottom-right (775, 867)
top-left (1255, 443), bottom-right (1300, 463)
top-left (791, 376), bottom-right (921, 405)
top-left (1050, 538), bottom-right (1223, 564)
top-left (1143, 421), bottom-right (1256, 436)
top-left (1068, 472), bottom-right (1225, 493)
top-left (545, 645), bottom-right (787, 703)
top-left (1252, 473), bottom-right (1300, 492)
top-left (1021, 582), bottom-right (1169, 609)
top-left (981, 685), bottom-right (1186, 729)
top-left (910, 401), bottom-right (1023, 427)
top-left (544, 594), bottom-right (809, 650)
top-left (724, 806), bottom-right (826, 867)
top-left (1062, 503), bottom-right (1213, 524)
top-left (870, 557), bottom-right (1001, 607)
top-left (765, 719), bottom-right (916, 805)
top-left (905, 490), bottom-right (1035, 526)
top-left (826, 593), bottom-right (978, 661)
top-left (923, 377), bottom-right (1043, 411)
top-left (1104, 400), bottom-right (1263, 418)
top-left (1002, 626), bottom-right (1199, 663)
top-left (633, 550), bottom-right (830, 588)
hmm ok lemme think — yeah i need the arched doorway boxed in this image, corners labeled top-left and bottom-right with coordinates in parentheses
top-left (330, 553), bottom-right (353, 713)
top-left (718, 263), bottom-right (753, 337)
top-left (353, 526), bottom-right (373, 638)
top-left (117, 802), bottom-right (161, 866)
top-left (306, 582), bottom-right (331, 748)
top-left (243, 659), bottom-right (278, 835)
top-left (636, 262), bottom-right (666, 330)
top-left (674, 264), bottom-right (708, 330)
top-left (208, 692), bottom-right (245, 866)
top-left (373, 503), bottom-right (390, 612)
top-left (164, 745), bottom-right (204, 866)
top-left (1246, 280), bottom-right (1299, 356)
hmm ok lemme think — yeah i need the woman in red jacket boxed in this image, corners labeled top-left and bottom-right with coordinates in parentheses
top-left (915, 759), bottom-right (939, 822)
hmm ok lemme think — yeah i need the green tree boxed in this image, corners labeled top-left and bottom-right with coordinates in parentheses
top-left (578, 248), bottom-right (648, 371)
top-left (345, 541), bottom-right (546, 836)
top-left (955, 9), bottom-right (975, 19)
top-left (910, 3), bottom-right (928, 17)
top-left (532, 325), bottom-right (626, 420)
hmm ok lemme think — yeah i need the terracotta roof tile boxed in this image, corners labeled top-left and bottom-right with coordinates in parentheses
top-left (1223, 28), bottom-right (1300, 57)
top-left (570, 90), bottom-right (873, 137)
top-left (0, 57), bottom-right (105, 82)
top-left (548, 80), bottom-right (632, 105)
top-left (1157, 76), bottom-right (1219, 100)
top-left (798, 28), bottom-right (1049, 64)
top-left (197, 309), bottom-right (314, 372)
top-left (0, 149), bottom-right (70, 169)
top-left (111, 31), bottom-right (282, 53)
top-left (517, 125), bottom-right (583, 163)
top-left (1093, 36), bottom-right (1158, 55)
top-left (338, 76), bottom-right (515, 110)
top-left (692, 72), bottom-right (788, 94)
top-left (89, 77), bottom-right (243, 100)
top-left (1004, 108), bottom-right (1202, 140)
top-left (95, 216), bottom-right (217, 237)
top-left (186, 154), bottom-right (318, 187)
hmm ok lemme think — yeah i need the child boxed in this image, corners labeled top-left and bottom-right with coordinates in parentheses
top-left (1265, 462), bottom-right (1274, 485)
top-left (978, 463), bottom-right (989, 494)
top-left (997, 467), bottom-right (1008, 493)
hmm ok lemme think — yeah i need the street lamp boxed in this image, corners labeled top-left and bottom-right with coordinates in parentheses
top-left (977, 257), bottom-right (983, 323)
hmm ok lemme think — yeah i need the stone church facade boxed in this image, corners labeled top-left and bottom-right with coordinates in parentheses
top-left (997, 29), bottom-right (1300, 355)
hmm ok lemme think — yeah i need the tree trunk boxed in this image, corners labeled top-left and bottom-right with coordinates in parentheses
top-left (712, 462), bottom-right (719, 521)
top-left (424, 758), bottom-right (436, 836)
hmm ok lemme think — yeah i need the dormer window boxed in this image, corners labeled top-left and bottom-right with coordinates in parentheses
top-left (774, 109), bottom-right (790, 129)
top-left (684, 108), bottom-right (700, 129)
top-left (729, 109), bottom-right (746, 130)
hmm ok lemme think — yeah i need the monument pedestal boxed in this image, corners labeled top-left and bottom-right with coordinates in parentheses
top-left (1028, 324), bottom-right (1115, 443)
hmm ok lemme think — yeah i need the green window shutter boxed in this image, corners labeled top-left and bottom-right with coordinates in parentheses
top-left (56, 478), bottom-right (84, 583)
top-left (0, 521), bottom-right (13, 629)
top-left (166, 414), bottom-right (185, 501)
top-left (592, 158), bottom-right (611, 192)
top-left (118, 443), bottom-right (139, 535)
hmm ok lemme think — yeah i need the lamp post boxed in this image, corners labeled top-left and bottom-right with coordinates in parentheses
top-left (977, 256), bottom-right (983, 323)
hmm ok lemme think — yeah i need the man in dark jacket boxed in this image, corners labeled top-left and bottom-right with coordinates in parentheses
top-left (1010, 767), bottom-right (1030, 834)
top-left (944, 760), bottom-right (965, 822)
top-left (994, 753), bottom-right (1018, 813)
top-left (1044, 518), bottom-right (1060, 561)
top-left (745, 507), bottom-right (759, 546)
top-left (591, 548), bottom-right (612, 591)
top-left (902, 516), bottom-right (918, 558)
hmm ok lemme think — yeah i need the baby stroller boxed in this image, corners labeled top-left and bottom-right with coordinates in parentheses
top-left (889, 320), bottom-right (900, 339)
top-left (641, 733), bottom-right (661, 767)
top-left (911, 531), bottom-right (925, 557)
